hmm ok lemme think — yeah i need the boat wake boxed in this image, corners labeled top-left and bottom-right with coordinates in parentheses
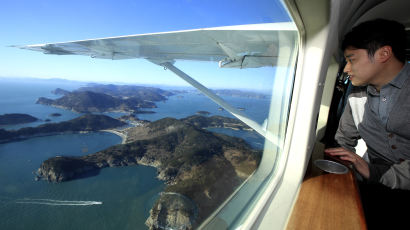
top-left (15, 198), bottom-right (102, 206)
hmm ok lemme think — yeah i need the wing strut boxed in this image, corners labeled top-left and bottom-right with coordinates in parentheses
top-left (157, 61), bottom-right (278, 146)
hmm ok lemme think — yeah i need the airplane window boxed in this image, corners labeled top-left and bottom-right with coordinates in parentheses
top-left (200, 29), bottom-right (298, 230)
top-left (0, 1), bottom-right (297, 229)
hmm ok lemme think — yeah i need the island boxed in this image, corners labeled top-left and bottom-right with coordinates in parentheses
top-left (132, 110), bottom-right (156, 114)
top-left (36, 115), bottom-right (260, 229)
top-left (50, 113), bottom-right (62, 117)
top-left (77, 83), bottom-right (174, 99)
top-left (196, 111), bottom-right (210, 116)
top-left (0, 114), bottom-right (126, 143)
top-left (214, 89), bottom-right (269, 99)
top-left (37, 91), bottom-right (158, 113)
top-left (0, 113), bottom-right (38, 125)
top-left (37, 84), bottom-right (174, 113)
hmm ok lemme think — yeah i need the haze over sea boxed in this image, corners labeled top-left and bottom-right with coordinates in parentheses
top-left (0, 78), bottom-right (268, 230)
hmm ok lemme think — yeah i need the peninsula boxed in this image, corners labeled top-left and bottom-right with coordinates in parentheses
top-left (181, 115), bottom-right (252, 131)
top-left (51, 88), bottom-right (70, 95)
top-left (36, 116), bottom-right (260, 229)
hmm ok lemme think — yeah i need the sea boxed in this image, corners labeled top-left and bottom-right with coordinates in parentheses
top-left (0, 78), bottom-right (269, 230)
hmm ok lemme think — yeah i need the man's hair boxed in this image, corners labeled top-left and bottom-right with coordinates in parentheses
top-left (342, 19), bottom-right (406, 63)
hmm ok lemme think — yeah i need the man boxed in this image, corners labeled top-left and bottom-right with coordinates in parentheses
top-left (325, 19), bottom-right (410, 189)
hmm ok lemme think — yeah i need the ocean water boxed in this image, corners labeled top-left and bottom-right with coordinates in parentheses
top-left (137, 91), bottom-right (271, 125)
top-left (0, 78), bottom-right (268, 229)
top-left (0, 133), bottom-right (164, 230)
top-left (0, 79), bottom-right (83, 130)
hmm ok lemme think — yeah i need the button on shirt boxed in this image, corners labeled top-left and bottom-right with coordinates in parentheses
top-left (365, 63), bottom-right (410, 162)
top-left (336, 63), bottom-right (410, 188)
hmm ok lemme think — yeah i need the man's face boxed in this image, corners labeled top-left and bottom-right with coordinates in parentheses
top-left (343, 47), bottom-right (380, 86)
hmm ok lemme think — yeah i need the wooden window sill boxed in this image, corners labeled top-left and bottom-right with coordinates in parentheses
top-left (287, 170), bottom-right (367, 230)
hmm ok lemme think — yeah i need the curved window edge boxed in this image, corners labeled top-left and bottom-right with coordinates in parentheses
top-left (199, 22), bottom-right (300, 229)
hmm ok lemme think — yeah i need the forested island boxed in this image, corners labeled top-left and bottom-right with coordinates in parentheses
top-left (78, 84), bottom-right (174, 99)
top-left (37, 84), bottom-right (174, 113)
top-left (36, 115), bottom-right (259, 229)
top-left (0, 113), bottom-right (39, 125)
top-left (50, 113), bottom-right (62, 117)
top-left (37, 91), bottom-right (158, 113)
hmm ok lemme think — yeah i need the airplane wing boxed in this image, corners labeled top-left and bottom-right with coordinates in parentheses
top-left (17, 22), bottom-right (298, 143)
top-left (19, 22), bottom-right (297, 69)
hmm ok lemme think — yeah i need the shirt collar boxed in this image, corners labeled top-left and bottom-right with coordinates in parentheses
top-left (367, 62), bottom-right (410, 95)
top-left (367, 84), bottom-right (379, 96)
top-left (388, 62), bottom-right (410, 89)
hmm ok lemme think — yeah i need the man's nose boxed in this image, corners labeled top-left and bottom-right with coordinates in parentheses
top-left (343, 62), bottom-right (351, 74)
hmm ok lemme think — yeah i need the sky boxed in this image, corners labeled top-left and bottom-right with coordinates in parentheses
top-left (0, 0), bottom-right (292, 91)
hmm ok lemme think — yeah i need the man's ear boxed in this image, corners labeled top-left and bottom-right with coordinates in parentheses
top-left (375, 46), bottom-right (393, 63)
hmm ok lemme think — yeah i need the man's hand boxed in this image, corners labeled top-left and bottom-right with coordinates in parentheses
top-left (324, 147), bottom-right (370, 179)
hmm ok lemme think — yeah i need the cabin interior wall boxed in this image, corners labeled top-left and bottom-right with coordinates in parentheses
top-left (249, 0), bottom-right (400, 229)
top-left (256, 0), bottom-right (409, 229)
top-left (257, 0), bottom-right (378, 228)
top-left (356, 0), bottom-right (410, 28)
top-left (316, 56), bottom-right (338, 140)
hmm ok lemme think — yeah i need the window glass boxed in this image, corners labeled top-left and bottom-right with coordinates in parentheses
top-left (0, 1), bottom-right (297, 229)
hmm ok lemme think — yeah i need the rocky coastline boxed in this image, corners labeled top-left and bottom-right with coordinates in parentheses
top-left (36, 116), bottom-right (261, 229)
